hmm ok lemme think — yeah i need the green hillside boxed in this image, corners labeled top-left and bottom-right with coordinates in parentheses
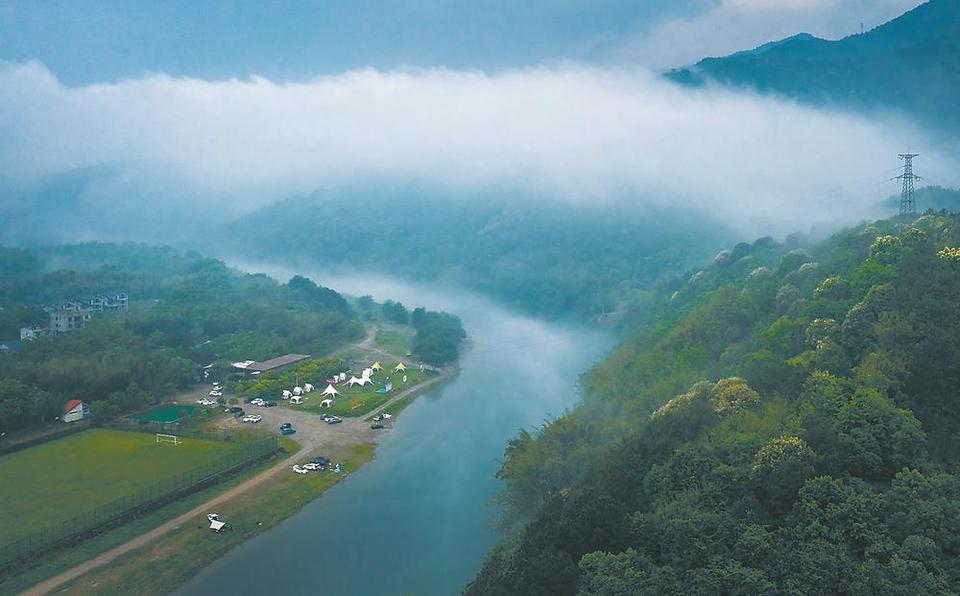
top-left (469, 212), bottom-right (960, 594)
top-left (219, 189), bottom-right (734, 320)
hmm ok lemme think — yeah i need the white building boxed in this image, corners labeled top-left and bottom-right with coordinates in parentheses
top-left (63, 400), bottom-right (90, 423)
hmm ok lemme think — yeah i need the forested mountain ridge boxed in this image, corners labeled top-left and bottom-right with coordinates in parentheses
top-left (668, 0), bottom-right (960, 136)
top-left (217, 189), bottom-right (735, 321)
top-left (468, 211), bottom-right (960, 594)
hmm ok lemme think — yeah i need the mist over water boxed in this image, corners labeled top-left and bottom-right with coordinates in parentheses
top-left (177, 264), bottom-right (614, 596)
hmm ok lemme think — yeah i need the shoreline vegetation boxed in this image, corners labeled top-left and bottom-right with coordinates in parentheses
top-left (467, 213), bottom-right (960, 594)
top-left (0, 243), bottom-right (466, 595)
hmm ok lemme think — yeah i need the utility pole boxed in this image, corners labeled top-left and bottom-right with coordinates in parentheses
top-left (896, 153), bottom-right (921, 216)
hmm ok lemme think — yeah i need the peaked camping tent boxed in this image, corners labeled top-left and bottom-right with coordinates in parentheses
top-left (394, 362), bottom-right (407, 373)
top-left (322, 384), bottom-right (339, 397)
top-left (371, 361), bottom-right (382, 371)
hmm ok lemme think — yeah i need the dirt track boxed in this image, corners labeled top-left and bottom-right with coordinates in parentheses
top-left (24, 330), bottom-right (449, 595)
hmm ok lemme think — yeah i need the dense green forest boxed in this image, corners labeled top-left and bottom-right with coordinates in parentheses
top-left (0, 243), bottom-right (467, 433)
top-left (468, 211), bottom-right (960, 594)
top-left (218, 189), bottom-right (733, 320)
top-left (668, 0), bottom-right (960, 137)
top-left (0, 244), bottom-right (363, 431)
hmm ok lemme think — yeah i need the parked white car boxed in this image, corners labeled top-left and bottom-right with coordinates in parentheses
top-left (242, 414), bottom-right (262, 423)
top-left (250, 398), bottom-right (265, 406)
top-left (209, 390), bottom-right (223, 397)
top-left (302, 462), bottom-right (321, 471)
top-left (292, 465), bottom-right (308, 475)
top-left (197, 398), bottom-right (216, 406)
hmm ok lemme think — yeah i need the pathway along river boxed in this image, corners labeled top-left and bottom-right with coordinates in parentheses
top-left (178, 269), bottom-right (614, 596)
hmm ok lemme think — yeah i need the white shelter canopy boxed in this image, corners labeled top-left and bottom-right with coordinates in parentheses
top-left (322, 384), bottom-right (340, 397)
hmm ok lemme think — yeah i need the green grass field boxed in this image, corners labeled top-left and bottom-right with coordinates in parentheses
top-left (0, 429), bottom-right (241, 548)
top-left (374, 328), bottom-right (414, 355)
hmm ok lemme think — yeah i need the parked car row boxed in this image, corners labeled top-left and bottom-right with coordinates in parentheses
top-left (248, 397), bottom-right (278, 408)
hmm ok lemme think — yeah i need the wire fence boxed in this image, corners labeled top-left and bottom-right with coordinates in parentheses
top-left (0, 427), bottom-right (277, 570)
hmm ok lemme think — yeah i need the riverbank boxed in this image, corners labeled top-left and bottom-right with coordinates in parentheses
top-left (0, 451), bottom-right (283, 596)
top-left (177, 270), bottom-right (616, 596)
top-left (14, 329), bottom-right (453, 595)
top-left (39, 441), bottom-right (376, 595)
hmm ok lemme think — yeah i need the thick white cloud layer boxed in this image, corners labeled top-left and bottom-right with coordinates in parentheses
top-left (0, 60), bottom-right (952, 234)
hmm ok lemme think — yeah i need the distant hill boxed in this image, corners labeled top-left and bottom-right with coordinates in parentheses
top-left (668, 0), bottom-right (960, 136)
top-left (215, 188), bottom-right (735, 320)
top-left (884, 185), bottom-right (960, 212)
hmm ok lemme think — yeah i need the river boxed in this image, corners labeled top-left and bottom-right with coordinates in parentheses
top-left (177, 267), bottom-right (614, 596)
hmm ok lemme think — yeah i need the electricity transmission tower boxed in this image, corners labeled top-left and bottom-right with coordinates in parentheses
top-left (896, 153), bottom-right (921, 216)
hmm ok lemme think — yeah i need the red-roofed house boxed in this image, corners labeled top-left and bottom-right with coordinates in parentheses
top-left (63, 400), bottom-right (90, 423)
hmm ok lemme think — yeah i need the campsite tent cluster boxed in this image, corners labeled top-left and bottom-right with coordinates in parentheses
top-left (281, 361), bottom-right (411, 408)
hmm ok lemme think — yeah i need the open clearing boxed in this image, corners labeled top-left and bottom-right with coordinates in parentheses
top-left (0, 429), bottom-right (241, 548)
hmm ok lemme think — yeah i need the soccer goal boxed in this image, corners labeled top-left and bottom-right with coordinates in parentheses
top-left (156, 433), bottom-right (180, 445)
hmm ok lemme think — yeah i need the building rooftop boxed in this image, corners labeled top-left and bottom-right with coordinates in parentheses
top-left (246, 354), bottom-right (311, 373)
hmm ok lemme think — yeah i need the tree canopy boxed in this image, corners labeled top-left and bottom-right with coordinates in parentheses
top-left (469, 213), bottom-right (960, 594)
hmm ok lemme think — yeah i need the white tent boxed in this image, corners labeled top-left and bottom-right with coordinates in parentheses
top-left (290, 395), bottom-right (303, 405)
top-left (362, 368), bottom-right (373, 379)
top-left (281, 389), bottom-right (292, 399)
top-left (293, 386), bottom-right (303, 396)
top-left (303, 383), bottom-right (315, 392)
top-left (338, 372), bottom-right (347, 381)
top-left (322, 384), bottom-right (340, 397)
top-left (320, 399), bottom-right (333, 408)
top-left (371, 361), bottom-right (382, 371)
top-left (394, 362), bottom-right (407, 373)
top-left (347, 376), bottom-right (373, 387)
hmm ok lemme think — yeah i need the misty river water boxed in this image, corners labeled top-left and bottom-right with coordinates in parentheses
top-left (176, 268), bottom-right (614, 596)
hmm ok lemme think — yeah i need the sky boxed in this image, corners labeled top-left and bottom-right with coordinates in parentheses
top-left (0, 0), bottom-right (925, 84)
top-left (0, 0), bottom-right (948, 244)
